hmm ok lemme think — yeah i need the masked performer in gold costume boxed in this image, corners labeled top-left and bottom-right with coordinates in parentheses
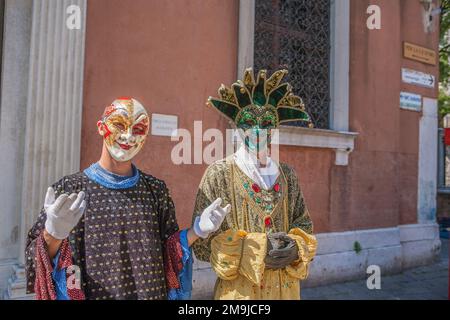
top-left (191, 69), bottom-right (317, 300)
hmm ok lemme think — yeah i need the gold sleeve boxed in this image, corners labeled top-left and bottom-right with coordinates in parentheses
top-left (281, 163), bottom-right (314, 234)
top-left (210, 230), bottom-right (267, 285)
top-left (285, 227), bottom-right (317, 280)
top-left (191, 161), bottom-right (229, 262)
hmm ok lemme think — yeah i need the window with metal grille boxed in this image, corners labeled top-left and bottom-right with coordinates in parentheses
top-left (254, 0), bottom-right (331, 129)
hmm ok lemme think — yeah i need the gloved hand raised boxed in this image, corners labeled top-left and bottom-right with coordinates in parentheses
top-left (193, 198), bottom-right (231, 239)
top-left (44, 187), bottom-right (87, 240)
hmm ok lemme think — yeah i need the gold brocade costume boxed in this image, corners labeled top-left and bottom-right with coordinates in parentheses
top-left (191, 156), bottom-right (317, 300)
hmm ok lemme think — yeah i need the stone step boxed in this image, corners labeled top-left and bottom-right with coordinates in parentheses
top-left (3, 265), bottom-right (35, 300)
top-left (12, 265), bottom-right (26, 280)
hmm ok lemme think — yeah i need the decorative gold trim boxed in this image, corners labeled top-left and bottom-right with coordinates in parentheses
top-left (279, 165), bottom-right (290, 233)
top-left (206, 98), bottom-right (238, 124)
top-left (219, 84), bottom-right (238, 105)
top-left (265, 69), bottom-right (288, 95)
top-left (228, 157), bottom-right (241, 230)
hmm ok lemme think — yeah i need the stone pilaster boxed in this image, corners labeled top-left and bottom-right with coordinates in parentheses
top-left (1, 0), bottom-right (87, 299)
top-left (19, 0), bottom-right (87, 266)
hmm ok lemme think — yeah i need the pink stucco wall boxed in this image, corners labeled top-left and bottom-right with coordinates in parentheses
top-left (81, 0), bottom-right (439, 232)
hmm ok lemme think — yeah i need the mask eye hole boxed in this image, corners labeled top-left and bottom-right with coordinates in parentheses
top-left (132, 124), bottom-right (147, 135)
top-left (113, 122), bottom-right (126, 131)
top-left (260, 112), bottom-right (277, 129)
top-left (261, 120), bottom-right (272, 128)
top-left (239, 116), bottom-right (255, 128)
top-left (245, 119), bottom-right (256, 127)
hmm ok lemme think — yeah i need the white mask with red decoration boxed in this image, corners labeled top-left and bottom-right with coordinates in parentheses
top-left (97, 97), bottom-right (150, 162)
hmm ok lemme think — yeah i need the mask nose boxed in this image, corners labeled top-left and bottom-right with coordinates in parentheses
top-left (249, 127), bottom-right (268, 140)
top-left (246, 127), bottom-right (258, 138)
top-left (118, 128), bottom-right (134, 144)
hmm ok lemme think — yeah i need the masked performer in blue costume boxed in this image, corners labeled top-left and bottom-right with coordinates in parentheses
top-left (25, 97), bottom-right (230, 300)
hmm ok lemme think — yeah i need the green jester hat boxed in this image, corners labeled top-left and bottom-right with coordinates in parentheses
top-left (206, 68), bottom-right (314, 132)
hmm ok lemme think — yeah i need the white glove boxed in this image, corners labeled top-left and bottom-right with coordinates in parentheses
top-left (44, 187), bottom-right (87, 240)
top-left (193, 198), bottom-right (231, 239)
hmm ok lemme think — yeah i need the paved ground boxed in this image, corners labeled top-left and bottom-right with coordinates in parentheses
top-left (302, 238), bottom-right (449, 300)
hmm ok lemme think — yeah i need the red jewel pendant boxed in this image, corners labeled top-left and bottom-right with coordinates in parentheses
top-left (264, 216), bottom-right (272, 228)
top-left (252, 183), bottom-right (261, 193)
top-left (273, 183), bottom-right (280, 192)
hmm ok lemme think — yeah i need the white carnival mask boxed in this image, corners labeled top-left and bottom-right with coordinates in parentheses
top-left (99, 97), bottom-right (150, 162)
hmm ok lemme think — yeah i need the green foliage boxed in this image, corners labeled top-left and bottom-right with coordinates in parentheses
top-left (439, 90), bottom-right (450, 116)
top-left (440, 1), bottom-right (450, 79)
top-left (353, 241), bottom-right (362, 254)
top-left (440, 0), bottom-right (450, 120)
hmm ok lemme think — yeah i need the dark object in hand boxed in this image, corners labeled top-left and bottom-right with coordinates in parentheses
top-left (264, 232), bottom-right (299, 269)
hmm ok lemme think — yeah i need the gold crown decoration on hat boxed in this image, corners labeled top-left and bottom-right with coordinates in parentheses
top-left (206, 68), bottom-right (314, 128)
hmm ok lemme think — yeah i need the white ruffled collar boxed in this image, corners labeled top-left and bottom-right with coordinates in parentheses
top-left (233, 146), bottom-right (280, 190)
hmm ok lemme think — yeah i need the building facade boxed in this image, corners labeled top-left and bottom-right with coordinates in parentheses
top-left (0, 0), bottom-right (442, 299)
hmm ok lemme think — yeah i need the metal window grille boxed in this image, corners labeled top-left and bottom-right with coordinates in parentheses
top-left (254, 0), bottom-right (331, 128)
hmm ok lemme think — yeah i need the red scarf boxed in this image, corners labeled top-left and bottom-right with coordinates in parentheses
top-left (34, 232), bottom-right (85, 300)
top-left (164, 231), bottom-right (184, 291)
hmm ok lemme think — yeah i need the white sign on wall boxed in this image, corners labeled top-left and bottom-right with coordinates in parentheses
top-left (400, 92), bottom-right (422, 112)
top-left (151, 114), bottom-right (178, 137)
top-left (401, 68), bottom-right (435, 89)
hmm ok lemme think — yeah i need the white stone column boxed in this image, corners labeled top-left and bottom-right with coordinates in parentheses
top-left (329, 0), bottom-right (350, 132)
top-left (0, 0), bottom-right (33, 296)
top-left (1, 0), bottom-right (87, 299)
top-left (417, 98), bottom-right (438, 223)
top-left (18, 0), bottom-right (87, 264)
top-left (237, 0), bottom-right (255, 78)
